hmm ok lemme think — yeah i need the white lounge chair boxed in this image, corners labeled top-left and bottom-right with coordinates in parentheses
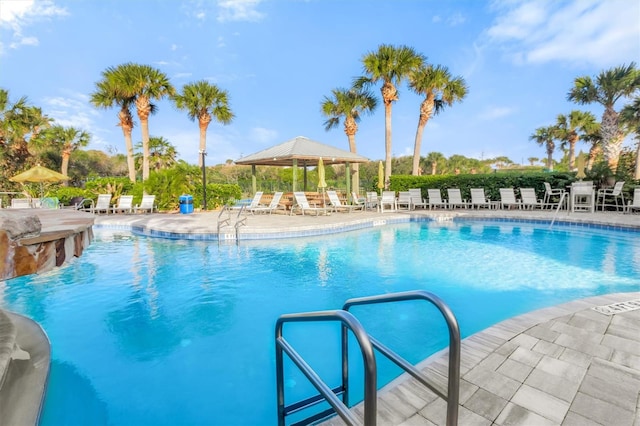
top-left (10, 198), bottom-right (32, 209)
top-left (135, 194), bottom-right (157, 213)
top-left (89, 194), bottom-right (112, 214)
top-left (626, 188), bottom-right (640, 214)
top-left (365, 192), bottom-right (379, 211)
top-left (397, 191), bottom-right (412, 210)
top-left (327, 190), bottom-right (363, 213)
top-left (232, 192), bottom-right (263, 212)
top-left (291, 192), bottom-right (328, 216)
top-left (380, 191), bottom-right (397, 212)
top-left (351, 192), bottom-right (366, 210)
top-left (596, 181), bottom-right (625, 211)
top-left (446, 189), bottom-right (467, 209)
top-left (519, 188), bottom-right (543, 209)
top-left (250, 192), bottom-right (285, 215)
top-left (570, 181), bottom-right (595, 213)
top-left (499, 188), bottom-right (520, 210)
top-left (470, 188), bottom-right (491, 209)
top-left (543, 182), bottom-right (567, 209)
top-left (427, 189), bottom-right (446, 209)
top-left (112, 195), bottom-right (134, 214)
top-left (409, 189), bottom-right (428, 209)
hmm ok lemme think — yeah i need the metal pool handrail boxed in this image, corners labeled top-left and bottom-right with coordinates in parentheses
top-left (275, 310), bottom-right (377, 426)
top-left (343, 290), bottom-right (461, 426)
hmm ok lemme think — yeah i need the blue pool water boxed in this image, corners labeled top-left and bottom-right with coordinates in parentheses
top-left (2, 220), bottom-right (639, 425)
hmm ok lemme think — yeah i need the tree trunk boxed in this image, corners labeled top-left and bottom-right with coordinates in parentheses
top-left (412, 97), bottom-right (434, 175)
top-left (547, 149), bottom-right (554, 171)
top-left (198, 112), bottom-right (211, 167)
top-left (118, 108), bottom-right (136, 182)
top-left (344, 117), bottom-right (359, 194)
top-left (61, 150), bottom-right (70, 186)
top-left (431, 162), bottom-right (437, 175)
top-left (568, 133), bottom-right (578, 170)
top-left (136, 97), bottom-right (152, 181)
top-left (601, 107), bottom-right (621, 171)
top-left (381, 82), bottom-right (397, 189)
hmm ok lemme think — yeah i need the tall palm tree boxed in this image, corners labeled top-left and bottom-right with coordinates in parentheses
top-left (527, 157), bottom-right (539, 166)
top-left (619, 96), bottom-right (640, 179)
top-left (173, 80), bottom-right (234, 167)
top-left (355, 44), bottom-right (424, 188)
top-left (424, 151), bottom-right (446, 175)
top-left (321, 87), bottom-right (377, 192)
top-left (554, 110), bottom-right (598, 170)
top-left (581, 124), bottom-right (603, 171)
top-left (39, 125), bottom-right (91, 180)
top-left (408, 64), bottom-right (468, 175)
top-left (111, 63), bottom-right (175, 181)
top-left (134, 136), bottom-right (178, 172)
top-left (567, 62), bottom-right (640, 171)
top-left (530, 126), bottom-right (556, 170)
top-left (91, 70), bottom-right (137, 182)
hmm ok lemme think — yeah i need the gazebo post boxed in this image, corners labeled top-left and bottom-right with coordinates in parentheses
top-left (303, 160), bottom-right (308, 192)
top-left (251, 165), bottom-right (257, 195)
top-left (346, 162), bottom-right (352, 202)
top-left (292, 159), bottom-right (298, 192)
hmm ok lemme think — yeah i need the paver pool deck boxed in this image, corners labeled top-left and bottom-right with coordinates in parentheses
top-left (6, 207), bottom-right (640, 425)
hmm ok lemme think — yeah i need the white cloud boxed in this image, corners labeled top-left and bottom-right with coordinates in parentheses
top-left (447, 12), bottom-right (466, 26)
top-left (477, 106), bottom-right (514, 121)
top-left (217, 0), bottom-right (265, 23)
top-left (249, 127), bottom-right (278, 144)
top-left (172, 72), bottom-right (193, 80)
top-left (485, 0), bottom-right (640, 67)
top-left (0, 0), bottom-right (67, 54)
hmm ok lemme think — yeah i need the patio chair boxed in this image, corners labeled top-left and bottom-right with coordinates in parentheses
top-left (427, 189), bottom-right (446, 209)
top-left (446, 188), bottom-right (467, 209)
top-left (570, 181), bottom-right (595, 213)
top-left (519, 188), bottom-right (543, 209)
top-left (63, 196), bottom-right (93, 210)
top-left (250, 192), bottom-right (286, 215)
top-left (326, 190), bottom-right (363, 213)
top-left (499, 188), bottom-right (520, 210)
top-left (409, 188), bottom-right (428, 209)
top-left (470, 188), bottom-right (492, 209)
top-left (10, 198), bottom-right (32, 209)
top-left (626, 188), bottom-right (640, 214)
top-left (134, 194), bottom-right (157, 213)
top-left (351, 192), bottom-right (366, 210)
top-left (380, 191), bottom-right (397, 212)
top-left (88, 194), bottom-right (112, 214)
top-left (596, 181), bottom-right (625, 211)
top-left (365, 192), bottom-right (379, 211)
top-left (291, 192), bottom-right (329, 216)
top-left (396, 191), bottom-right (412, 210)
top-left (543, 182), bottom-right (567, 209)
top-left (112, 195), bottom-right (134, 214)
top-left (231, 192), bottom-right (263, 212)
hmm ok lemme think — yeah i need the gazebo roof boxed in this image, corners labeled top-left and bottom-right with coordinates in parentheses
top-left (234, 136), bottom-right (369, 166)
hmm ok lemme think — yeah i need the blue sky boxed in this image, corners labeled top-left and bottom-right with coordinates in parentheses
top-left (1, 0), bottom-right (639, 167)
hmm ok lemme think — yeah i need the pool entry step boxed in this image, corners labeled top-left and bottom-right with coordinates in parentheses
top-left (275, 290), bottom-right (461, 426)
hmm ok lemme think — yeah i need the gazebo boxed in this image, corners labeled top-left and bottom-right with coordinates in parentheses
top-left (234, 136), bottom-right (369, 197)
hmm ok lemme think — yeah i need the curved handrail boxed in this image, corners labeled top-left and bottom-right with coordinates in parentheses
top-left (275, 310), bottom-right (377, 426)
top-left (343, 290), bottom-right (461, 426)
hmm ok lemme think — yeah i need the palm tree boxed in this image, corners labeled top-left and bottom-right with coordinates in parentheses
top-left (355, 44), bottom-right (424, 188)
top-left (527, 157), bottom-right (539, 166)
top-left (321, 87), bottom-right (377, 192)
top-left (134, 136), bottom-right (178, 172)
top-left (408, 64), bottom-right (468, 175)
top-left (567, 62), bottom-right (640, 171)
top-left (39, 125), bottom-right (91, 180)
top-left (110, 63), bottom-right (175, 181)
top-left (554, 110), bottom-right (598, 170)
top-left (173, 80), bottom-right (234, 167)
top-left (620, 96), bottom-right (640, 179)
top-left (424, 151), bottom-right (446, 175)
top-left (530, 126), bottom-right (556, 170)
top-left (91, 69), bottom-right (137, 182)
top-left (581, 125), bottom-right (603, 171)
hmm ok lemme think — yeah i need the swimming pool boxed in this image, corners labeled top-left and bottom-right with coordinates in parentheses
top-left (2, 219), bottom-right (639, 425)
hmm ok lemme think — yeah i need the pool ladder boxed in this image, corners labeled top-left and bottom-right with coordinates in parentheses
top-left (275, 290), bottom-right (461, 426)
top-left (216, 205), bottom-right (247, 243)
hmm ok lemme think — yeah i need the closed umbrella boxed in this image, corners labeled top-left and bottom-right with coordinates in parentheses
top-left (317, 157), bottom-right (327, 207)
top-left (377, 161), bottom-right (384, 194)
top-left (10, 164), bottom-right (69, 197)
top-left (575, 154), bottom-right (586, 180)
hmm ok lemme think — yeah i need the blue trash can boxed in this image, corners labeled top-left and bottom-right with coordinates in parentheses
top-left (179, 194), bottom-right (193, 214)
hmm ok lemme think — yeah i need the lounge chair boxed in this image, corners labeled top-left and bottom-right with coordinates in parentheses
top-left (519, 188), bottom-right (543, 209)
top-left (250, 192), bottom-right (285, 215)
top-left (380, 191), bottom-right (397, 212)
top-left (446, 188), bottom-right (467, 209)
top-left (543, 182), bottom-right (567, 209)
top-left (327, 190), bottom-right (363, 213)
top-left (351, 192), bottom-right (366, 209)
top-left (365, 192), bottom-right (379, 211)
top-left (409, 188), bottom-right (428, 209)
top-left (470, 188), bottom-right (492, 209)
top-left (570, 181), bottom-right (595, 213)
top-left (397, 191), bottom-right (412, 210)
top-left (231, 191), bottom-right (263, 212)
top-left (499, 188), bottom-right (520, 210)
top-left (626, 188), bottom-right (640, 214)
top-left (64, 196), bottom-right (93, 210)
top-left (291, 192), bottom-right (329, 216)
top-left (596, 181), bottom-right (625, 211)
top-left (134, 194), bottom-right (157, 213)
top-left (88, 194), bottom-right (112, 214)
top-left (427, 189), bottom-right (446, 209)
top-left (112, 195), bottom-right (134, 214)
top-left (10, 198), bottom-right (32, 209)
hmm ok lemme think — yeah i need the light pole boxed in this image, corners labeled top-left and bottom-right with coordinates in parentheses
top-left (200, 150), bottom-right (207, 211)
